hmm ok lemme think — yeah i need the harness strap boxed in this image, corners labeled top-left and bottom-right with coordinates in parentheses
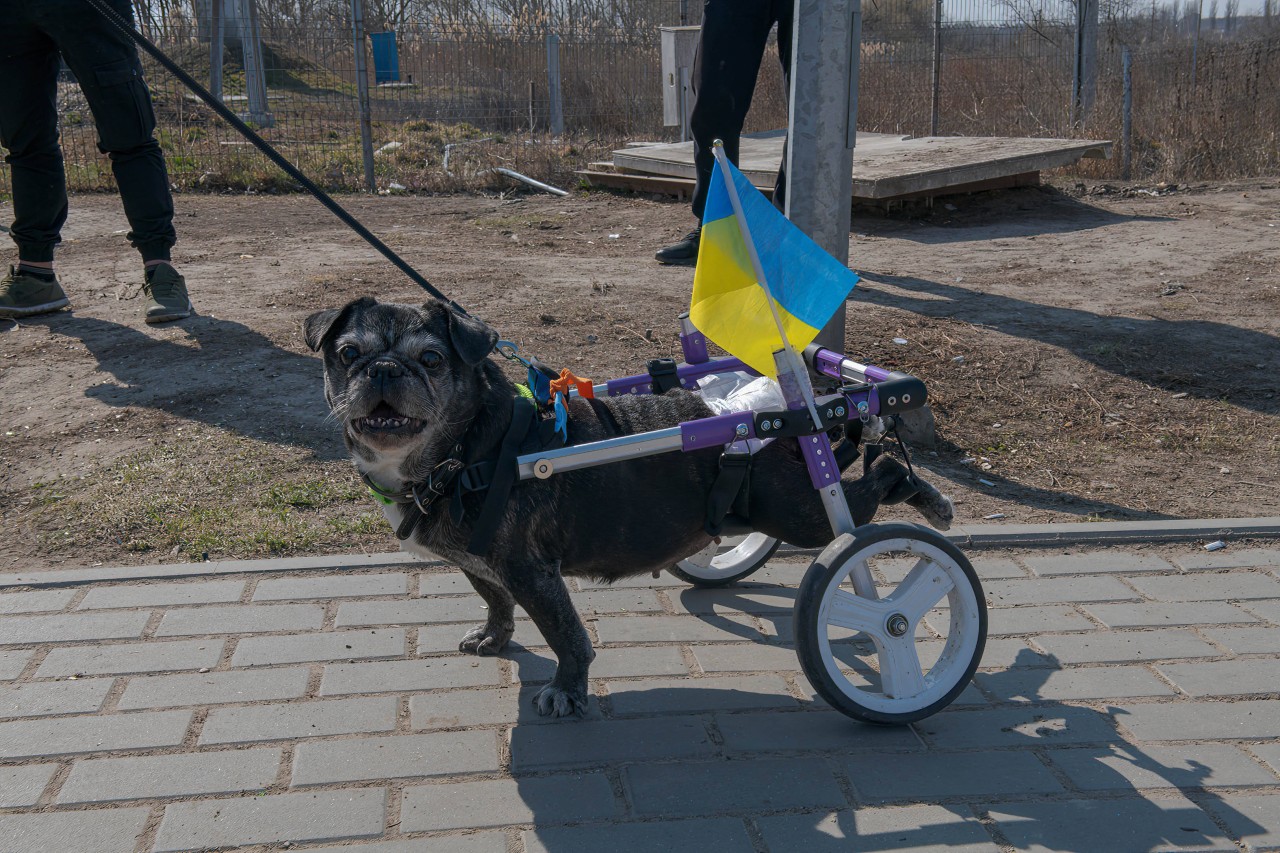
top-left (467, 396), bottom-right (538, 556)
top-left (705, 446), bottom-right (753, 537)
top-left (647, 358), bottom-right (681, 394)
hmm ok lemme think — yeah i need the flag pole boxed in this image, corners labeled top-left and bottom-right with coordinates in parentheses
top-left (711, 141), bottom-right (824, 429)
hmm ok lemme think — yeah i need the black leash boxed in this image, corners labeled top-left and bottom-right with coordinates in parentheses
top-left (83, 0), bottom-right (466, 315)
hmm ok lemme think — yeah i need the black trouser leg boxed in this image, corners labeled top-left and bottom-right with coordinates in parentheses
top-left (0, 6), bottom-right (67, 264)
top-left (27, 0), bottom-right (177, 263)
top-left (689, 0), bottom-right (796, 221)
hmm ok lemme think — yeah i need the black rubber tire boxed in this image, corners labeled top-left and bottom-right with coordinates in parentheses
top-left (794, 522), bottom-right (987, 725)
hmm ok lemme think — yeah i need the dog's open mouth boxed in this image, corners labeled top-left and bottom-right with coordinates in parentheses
top-left (353, 402), bottom-right (425, 435)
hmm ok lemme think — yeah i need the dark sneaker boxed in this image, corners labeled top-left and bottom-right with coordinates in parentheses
top-left (0, 266), bottom-right (70, 318)
top-left (655, 226), bottom-right (701, 266)
top-left (142, 264), bottom-right (192, 324)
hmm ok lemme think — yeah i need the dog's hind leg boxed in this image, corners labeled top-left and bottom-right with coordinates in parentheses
top-left (459, 572), bottom-right (517, 656)
top-left (506, 561), bottom-right (595, 718)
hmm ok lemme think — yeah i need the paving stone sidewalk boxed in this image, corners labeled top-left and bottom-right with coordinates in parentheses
top-left (1, 543), bottom-right (1279, 852)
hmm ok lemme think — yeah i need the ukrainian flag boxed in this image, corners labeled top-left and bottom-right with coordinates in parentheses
top-left (690, 155), bottom-right (858, 378)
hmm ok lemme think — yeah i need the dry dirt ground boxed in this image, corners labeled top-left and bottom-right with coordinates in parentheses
top-left (1, 180), bottom-right (1278, 571)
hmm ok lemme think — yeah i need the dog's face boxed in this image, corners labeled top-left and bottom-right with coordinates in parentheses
top-left (303, 297), bottom-right (498, 459)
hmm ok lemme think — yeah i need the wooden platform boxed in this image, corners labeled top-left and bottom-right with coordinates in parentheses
top-left (578, 131), bottom-right (1111, 202)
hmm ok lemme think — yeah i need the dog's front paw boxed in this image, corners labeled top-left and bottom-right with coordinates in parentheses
top-left (459, 622), bottom-right (513, 656)
top-left (909, 481), bottom-right (955, 531)
top-left (532, 682), bottom-right (589, 718)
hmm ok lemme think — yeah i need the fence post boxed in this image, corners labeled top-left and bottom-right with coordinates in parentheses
top-left (1121, 46), bottom-right (1132, 179)
top-left (350, 0), bottom-right (376, 192)
top-left (547, 33), bottom-right (565, 136)
top-left (786, 0), bottom-right (860, 350)
top-left (209, 0), bottom-right (224, 101)
top-left (1191, 0), bottom-right (1204, 89)
top-left (241, 0), bottom-right (273, 127)
top-left (1072, 0), bottom-right (1099, 125)
top-left (930, 0), bottom-right (942, 136)
top-left (679, 0), bottom-right (689, 25)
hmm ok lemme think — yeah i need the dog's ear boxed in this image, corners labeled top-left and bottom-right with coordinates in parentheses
top-left (304, 297), bottom-right (376, 351)
top-left (445, 307), bottom-right (499, 366)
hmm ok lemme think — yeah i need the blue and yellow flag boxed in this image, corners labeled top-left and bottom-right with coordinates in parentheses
top-left (690, 156), bottom-right (858, 377)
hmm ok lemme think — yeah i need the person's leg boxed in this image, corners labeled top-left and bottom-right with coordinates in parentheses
top-left (37, 0), bottom-right (189, 321)
top-left (0, 2), bottom-right (72, 317)
top-left (656, 0), bottom-right (776, 265)
top-left (772, 0), bottom-right (794, 215)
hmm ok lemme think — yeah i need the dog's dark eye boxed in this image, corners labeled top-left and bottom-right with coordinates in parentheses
top-left (420, 350), bottom-right (443, 369)
top-left (338, 345), bottom-right (360, 365)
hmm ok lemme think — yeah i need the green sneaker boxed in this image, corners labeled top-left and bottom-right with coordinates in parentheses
top-left (0, 266), bottom-right (70, 318)
top-left (142, 264), bottom-right (193, 324)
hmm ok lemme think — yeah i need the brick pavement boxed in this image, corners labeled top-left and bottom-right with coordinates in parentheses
top-left (0, 543), bottom-right (1278, 851)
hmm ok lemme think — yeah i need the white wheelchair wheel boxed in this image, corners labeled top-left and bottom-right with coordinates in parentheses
top-left (794, 523), bottom-right (987, 725)
top-left (669, 532), bottom-right (781, 587)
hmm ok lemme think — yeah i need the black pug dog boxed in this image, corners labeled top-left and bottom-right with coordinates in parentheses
top-left (305, 297), bottom-right (953, 717)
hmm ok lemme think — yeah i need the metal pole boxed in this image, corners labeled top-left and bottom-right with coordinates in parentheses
top-left (930, 0), bottom-right (941, 136)
top-left (785, 0), bottom-right (860, 350)
top-left (351, 0), bottom-right (376, 192)
top-left (241, 0), bottom-right (272, 127)
top-left (1121, 46), bottom-right (1132, 180)
top-left (1192, 0), bottom-right (1203, 89)
top-left (209, 0), bottom-right (223, 101)
top-left (679, 0), bottom-right (688, 26)
top-left (547, 33), bottom-right (564, 136)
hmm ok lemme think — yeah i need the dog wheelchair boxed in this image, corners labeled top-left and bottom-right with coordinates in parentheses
top-left (502, 314), bottom-right (988, 725)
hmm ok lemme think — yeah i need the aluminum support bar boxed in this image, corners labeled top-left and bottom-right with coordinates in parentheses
top-left (518, 428), bottom-right (684, 480)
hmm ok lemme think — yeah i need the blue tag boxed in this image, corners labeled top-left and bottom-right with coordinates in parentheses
top-left (553, 393), bottom-right (569, 441)
top-left (527, 367), bottom-right (552, 406)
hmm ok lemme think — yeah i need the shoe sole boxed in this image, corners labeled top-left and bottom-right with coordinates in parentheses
top-left (145, 302), bottom-right (193, 324)
top-left (0, 297), bottom-right (70, 318)
top-left (655, 256), bottom-right (697, 267)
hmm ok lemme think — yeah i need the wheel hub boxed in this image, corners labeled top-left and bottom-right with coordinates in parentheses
top-left (885, 613), bottom-right (910, 637)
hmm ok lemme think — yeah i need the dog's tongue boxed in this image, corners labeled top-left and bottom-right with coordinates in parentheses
top-left (368, 402), bottom-right (401, 418)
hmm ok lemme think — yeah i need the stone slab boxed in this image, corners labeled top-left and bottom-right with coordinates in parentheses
top-left (416, 620), bottom-right (544, 653)
top-left (986, 605), bottom-right (1095, 636)
top-left (983, 576), bottom-right (1137, 606)
top-left (78, 579), bottom-right (245, 610)
top-left (319, 657), bottom-right (502, 695)
top-left (1201, 794), bottom-right (1280, 851)
top-left (0, 709), bottom-right (191, 758)
top-left (1046, 744), bottom-right (1278, 790)
top-left (291, 730), bottom-right (500, 785)
top-left (117, 667), bottom-right (311, 710)
top-left (1239, 599), bottom-right (1280, 623)
top-left (0, 589), bottom-right (76, 614)
top-left (691, 642), bottom-right (805, 674)
top-left (0, 764), bottom-right (57, 808)
top-left (716, 709), bottom-right (923, 754)
top-left (757, 806), bottom-right (996, 853)
top-left (1159, 660), bottom-right (1280, 698)
top-left (1033, 629), bottom-right (1219, 664)
top-left (0, 650), bottom-right (32, 681)
top-left (200, 696), bottom-right (398, 745)
top-left (156, 603), bottom-right (324, 636)
top-left (509, 716), bottom-right (716, 772)
top-left (845, 750), bottom-right (1065, 801)
top-left (667, 587), bottom-right (797, 616)
top-left (410, 686), bottom-right (602, 729)
top-left (230, 628), bottom-right (405, 667)
top-left (252, 573), bottom-right (408, 601)
top-left (58, 748), bottom-right (282, 804)
top-left (1251, 743), bottom-right (1280, 776)
top-left (593, 614), bottom-right (765, 644)
top-left (607, 673), bottom-right (797, 715)
top-left (1203, 626), bottom-right (1280, 655)
top-left (1024, 551), bottom-right (1177, 576)
top-left (985, 796), bottom-right (1229, 852)
top-left (1173, 549), bottom-right (1280, 571)
top-left (400, 773), bottom-right (619, 831)
top-left (913, 706), bottom-right (1120, 749)
top-left (1127, 573), bottom-right (1280, 602)
top-left (0, 679), bottom-right (112, 718)
top-left (152, 788), bottom-right (387, 852)
top-left (973, 665), bottom-right (1176, 702)
top-left (304, 838), bottom-right (508, 853)
top-left (510, 645), bottom-right (689, 683)
top-left (0, 611), bottom-right (150, 646)
top-left (37, 638), bottom-right (224, 677)
top-left (0, 808), bottom-right (151, 853)
top-left (626, 756), bottom-right (846, 816)
top-left (335, 597), bottom-right (483, 627)
top-left (1115, 700), bottom-right (1280, 741)
top-left (1082, 601), bottom-right (1258, 628)
top-left (568, 588), bottom-right (666, 615)
top-left (524, 817), bottom-right (754, 853)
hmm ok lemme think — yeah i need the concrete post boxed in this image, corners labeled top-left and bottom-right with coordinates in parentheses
top-left (209, 0), bottom-right (224, 101)
top-left (351, 0), bottom-right (376, 192)
top-left (1121, 46), bottom-right (1132, 180)
top-left (547, 33), bottom-right (565, 136)
top-left (1072, 0), bottom-right (1099, 124)
top-left (240, 0), bottom-right (273, 127)
top-left (785, 0), bottom-right (861, 350)
top-left (930, 0), bottom-right (942, 136)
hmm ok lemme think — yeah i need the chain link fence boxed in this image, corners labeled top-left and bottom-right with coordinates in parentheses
top-left (2, 0), bottom-right (1277, 197)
